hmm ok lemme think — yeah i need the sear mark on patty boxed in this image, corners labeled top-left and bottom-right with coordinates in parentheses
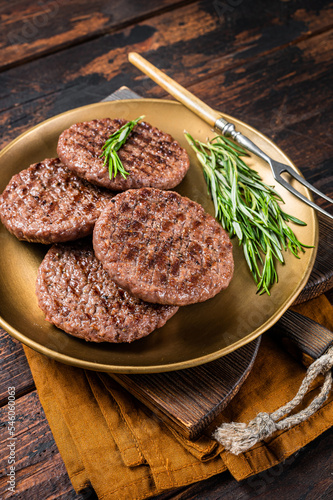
top-left (35, 242), bottom-right (178, 343)
top-left (57, 118), bottom-right (190, 191)
top-left (93, 187), bottom-right (234, 306)
top-left (0, 158), bottom-right (115, 244)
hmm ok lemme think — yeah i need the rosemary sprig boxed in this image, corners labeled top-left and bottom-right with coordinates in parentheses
top-left (185, 132), bottom-right (310, 295)
top-left (100, 116), bottom-right (144, 179)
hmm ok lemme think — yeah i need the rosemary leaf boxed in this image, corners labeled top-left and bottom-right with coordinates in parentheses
top-left (185, 131), bottom-right (309, 295)
top-left (100, 116), bottom-right (144, 179)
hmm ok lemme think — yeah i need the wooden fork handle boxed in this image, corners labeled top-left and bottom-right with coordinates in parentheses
top-left (128, 52), bottom-right (222, 127)
top-left (129, 53), bottom-right (271, 160)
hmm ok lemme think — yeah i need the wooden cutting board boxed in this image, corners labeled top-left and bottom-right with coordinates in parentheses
top-left (106, 87), bottom-right (333, 439)
top-left (112, 338), bottom-right (261, 439)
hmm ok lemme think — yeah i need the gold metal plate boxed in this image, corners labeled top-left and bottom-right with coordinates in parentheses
top-left (0, 99), bottom-right (318, 373)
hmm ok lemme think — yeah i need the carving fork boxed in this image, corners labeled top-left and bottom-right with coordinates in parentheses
top-left (129, 52), bottom-right (333, 220)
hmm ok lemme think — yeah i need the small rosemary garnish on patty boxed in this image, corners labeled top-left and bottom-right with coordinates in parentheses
top-left (100, 116), bottom-right (144, 179)
top-left (185, 132), bottom-right (310, 295)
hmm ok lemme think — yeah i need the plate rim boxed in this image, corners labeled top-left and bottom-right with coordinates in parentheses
top-left (0, 98), bottom-right (319, 373)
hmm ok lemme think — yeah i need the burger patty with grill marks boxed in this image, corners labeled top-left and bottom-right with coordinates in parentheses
top-left (93, 187), bottom-right (234, 306)
top-left (36, 242), bottom-right (178, 343)
top-left (0, 158), bottom-right (115, 244)
top-left (57, 118), bottom-right (190, 191)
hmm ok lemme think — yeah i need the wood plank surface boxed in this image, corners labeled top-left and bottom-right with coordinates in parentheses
top-left (1, 1), bottom-right (333, 127)
top-left (0, 0), bottom-right (196, 69)
top-left (2, 0), bottom-right (332, 71)
top-left (296, 213), bottom-right (333, 303)
top-left (0, 329), bottom-right (34, 407)
top-left (0, 0), bottom-right (333, 498)
top-left (0, 390), bottom-right (94, 499)
top-left (2, 1), bottom-right (333, 111)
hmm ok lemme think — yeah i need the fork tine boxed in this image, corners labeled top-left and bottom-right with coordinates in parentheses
top-left (215, 124), bottom-right (333, 218)
top-left (277, 164), bottom-right (333, 204)
top-left (276, 175), bottom-right (333, 220)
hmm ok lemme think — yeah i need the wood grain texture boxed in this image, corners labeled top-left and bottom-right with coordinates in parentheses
top-left (1, 1), bottom-right (333, 148)
top-left (0, 329), bottom-right (34, 407)
top-left (295, 213), bottom-right (333, 304)
top-left (0, 391), bottom-right (93, 500)
top-left (111, 337), bottom-right (261, 439)
top-left (274, 309), bottom-right (333, 361)
top-left (2, 0), bottom-right (332, 71)
top-left (0, 0), bottom-right (196, 69)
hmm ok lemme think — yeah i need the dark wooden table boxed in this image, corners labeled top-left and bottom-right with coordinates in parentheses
top-left (0, 1), bottom-right (332, 498)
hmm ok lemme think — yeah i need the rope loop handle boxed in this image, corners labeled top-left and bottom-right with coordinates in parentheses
top-left (213, 346), bottom-right (333, 455)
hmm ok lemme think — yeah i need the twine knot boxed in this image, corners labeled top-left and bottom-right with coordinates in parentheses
top-left (213, 346), bottom-right (333, 455)
top-left (252, 412), bottom-right (278, 439)
top-left (213, 411), bottom-right (278, 455)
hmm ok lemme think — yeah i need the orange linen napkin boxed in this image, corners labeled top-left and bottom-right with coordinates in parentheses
top-left (23, 294), bottom-right (333, 499)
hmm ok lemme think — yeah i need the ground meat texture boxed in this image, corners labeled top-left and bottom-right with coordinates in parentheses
top-left (36, 243), bottom-right (178, 343)
top-left (93, 188), bottom-right (234, 306)
top-left (57, 118), bottom-right (190, 191)
top-left (0, 158), bottom-right (114, 244)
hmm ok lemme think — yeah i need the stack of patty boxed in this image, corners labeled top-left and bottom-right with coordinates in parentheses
top-left (0, 118), bottom-right (234, 343)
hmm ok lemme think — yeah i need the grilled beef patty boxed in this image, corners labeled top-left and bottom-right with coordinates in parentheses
top-left (0, 158), bottom-right (114, 244)
top-left (57, 118), bottom-right (190, 191)
top-left (36, 243), bottom-right (178, 343)
top-left (93, 188), bottom-right (234, 306)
